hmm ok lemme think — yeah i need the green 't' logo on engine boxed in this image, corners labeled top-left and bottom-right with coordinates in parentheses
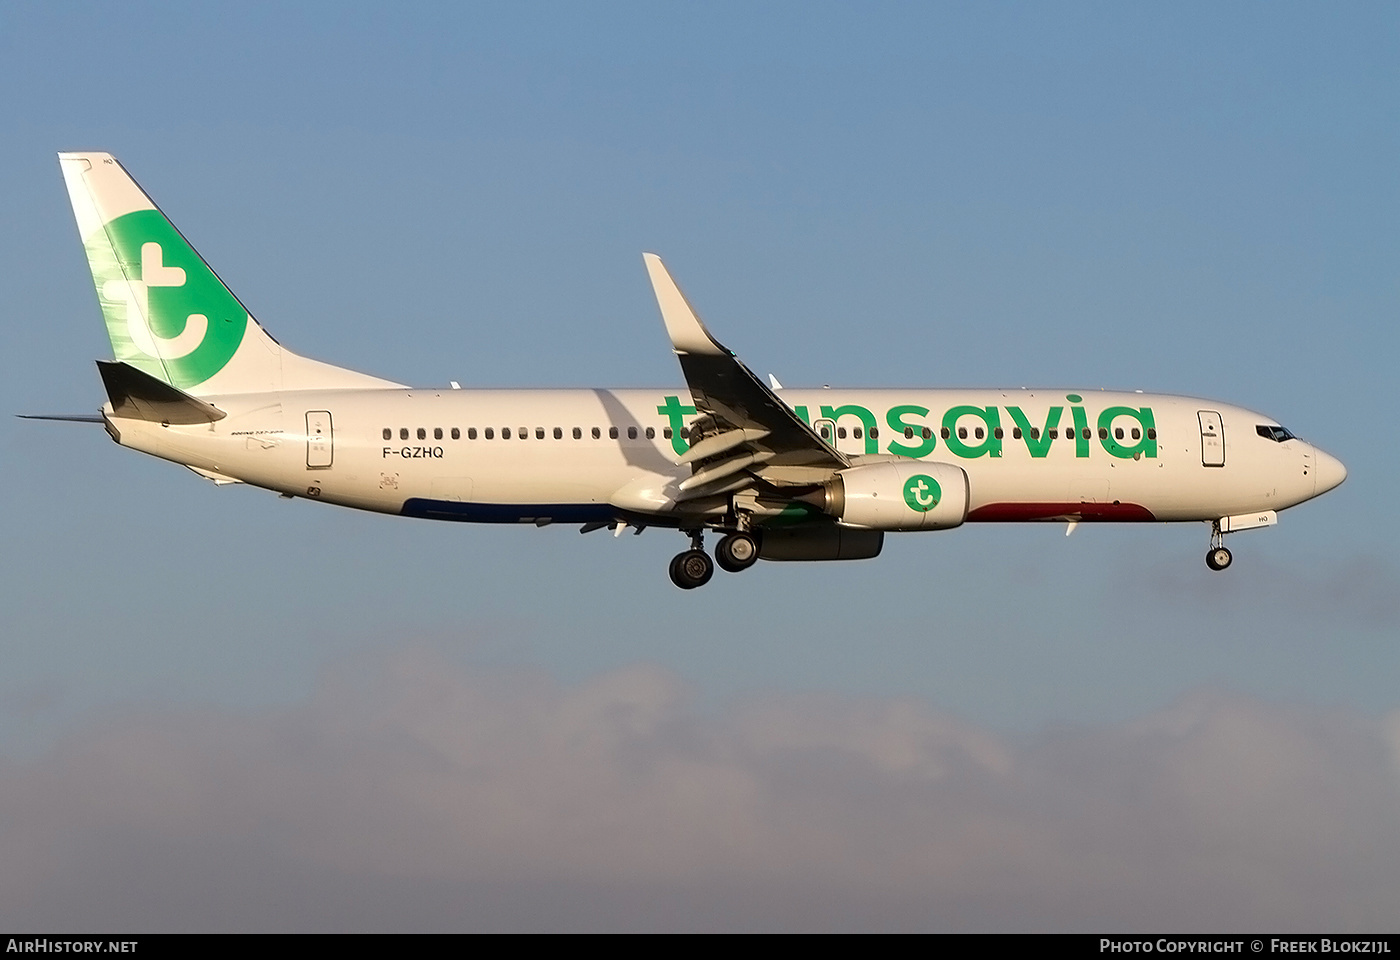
top-left (903, 474), bottom-right (941, 512)
top-left (88, 209), bottom-right (248, 389)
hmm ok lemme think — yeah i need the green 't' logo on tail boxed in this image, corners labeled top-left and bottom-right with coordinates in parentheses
top-left (88, 209), bottom-right (247, 389)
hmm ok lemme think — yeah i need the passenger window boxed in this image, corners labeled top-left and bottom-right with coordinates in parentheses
top-left (1099, 428), bottom-right (1108, 440)
top-left (1131, 428), bottom-right (1140, 440)
top-left (1013, 427), bottom-right (1022, 440)
top-left (1115, 427), bottom-right (1124, 440)
top-left (466, 428), bottom-right (475, 440)
top-left (502, 427), bottom-right (511, 439)
top-left (417, 427), bottom-right (426, 440)
top-left (592, 427), bottom-right (601, 439)
top-left (680, 427), bottom-right (690, 439)
top-left (993, 428), bottom-right (1003, 440)
top-left (451, 427), bottom-right (460, 440)
top-left (1083, 428), bottom-right (1091, 440)
top-left (536, 427), bottom-right (544, 440)
top-left (553, 427), bottom-right (562, 439)
top-left (520, 427), bottom-right (528, 440)
top-left (382, 428), bottom-right (392, 440)
top-left (921, 427), bottom-right (932, 440)
top-left (609, 426), bottom-right (619, 439)
top-left (870, 427), bottom-right (878, 439)
top-left (853, 427), bottom-right (863, 440)
top-left (958, 427), bottom-right (967, 440)
top-left (904, 427), bottom-right (914, 439)
top-left (1147, 428), bottom-right (1157, 440)
top-left (485, 428), bottom-right (495, 439)
top-left (1049, 429), bottom-right (1058, 439)
top-left (941, 427), bottom-right (951, 440)
top-left (400, 428), bottom-right (409, 441)
top-left (838, 427), bottom-right (847, 439)
top-left (627, 426), bottom-right (638, 440)
top-left (820, 425), bottom-right (831, 439)
top-left (664, 427), bottom-right (673, 439)
top-left (573, 427), bottom-right (581, 439)
top-left (1030, 428), bottom-right (1040, 440)
top-left (645, 427), bottom-right (655, 439)
top-left (975, 427), bottom-right (985, 440)
top-left (434, 427), bottom-right (443, 440)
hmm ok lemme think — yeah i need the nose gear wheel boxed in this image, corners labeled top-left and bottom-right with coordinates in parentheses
top-left (1206, 546), bottom-right (1233, 571)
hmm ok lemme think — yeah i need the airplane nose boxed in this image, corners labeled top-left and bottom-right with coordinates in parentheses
top-left (1313, 446), bottom-right (1347, 496)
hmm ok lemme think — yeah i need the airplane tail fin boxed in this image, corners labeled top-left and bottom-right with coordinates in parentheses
top-left (58, 152), bottom-right (401, 396)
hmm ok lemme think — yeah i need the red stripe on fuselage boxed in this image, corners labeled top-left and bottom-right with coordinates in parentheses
top-left (967, 502), bottom-right (1156, 522)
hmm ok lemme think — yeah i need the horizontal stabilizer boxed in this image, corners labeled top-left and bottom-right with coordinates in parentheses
top-left (97, 360), bottom-right (226, 423)
top-left (17, 413), bottom-right (105, 423)
top-left (187, 465), bottom-right (243, 485)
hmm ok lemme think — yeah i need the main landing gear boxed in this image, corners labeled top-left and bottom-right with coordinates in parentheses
top-left (668, 530), bottom-right (760, 589)
top-left (1205, 522), bottom-right (1233, 571)
top-left (715, 531), bottom-right (760, 573)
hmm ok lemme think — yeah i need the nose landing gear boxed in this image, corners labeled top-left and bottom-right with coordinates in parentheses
top-left (1205, 522), bottom-right (1233, 571)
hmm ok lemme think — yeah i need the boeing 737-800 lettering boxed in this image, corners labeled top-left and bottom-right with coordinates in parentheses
top-left (36, 152), bottom-right (1346, 588)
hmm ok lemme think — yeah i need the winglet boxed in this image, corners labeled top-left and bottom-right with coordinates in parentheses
top-left (643, 253), bottom-right (727, 357)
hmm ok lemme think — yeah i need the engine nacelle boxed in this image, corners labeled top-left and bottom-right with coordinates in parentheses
top-left (817, 461), bottom-right (969, 531)
top-left (758, 523), bottom-right (884, 561)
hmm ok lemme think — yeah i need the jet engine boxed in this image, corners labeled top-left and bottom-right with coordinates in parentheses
top-left (807, 461), bottom-right (969, 531)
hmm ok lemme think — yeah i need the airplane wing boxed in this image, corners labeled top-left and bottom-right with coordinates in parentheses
top-left (643, 254), bottom-right (848, 501)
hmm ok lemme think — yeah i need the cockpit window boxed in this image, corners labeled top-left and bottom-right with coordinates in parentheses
top-left (1256, 424), bottom-right (1296, 443)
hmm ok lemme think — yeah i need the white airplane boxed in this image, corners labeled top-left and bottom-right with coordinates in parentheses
top-left (37, 152), bottom-right (1346, 589)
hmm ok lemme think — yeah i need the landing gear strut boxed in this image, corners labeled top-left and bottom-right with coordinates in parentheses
top-left (1205, 522), bottom-right (1233, 571)
top-left (669, 529), bottom-right (714, 589)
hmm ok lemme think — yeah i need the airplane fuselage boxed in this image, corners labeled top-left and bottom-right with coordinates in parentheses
top-left (106, 385), bottom-right (1337, 527)
top-left (54, 151), bottom-right (1346, 587)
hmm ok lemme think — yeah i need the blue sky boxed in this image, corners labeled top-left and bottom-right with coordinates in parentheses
top-left (1, 1), bottom-right (1397, 931)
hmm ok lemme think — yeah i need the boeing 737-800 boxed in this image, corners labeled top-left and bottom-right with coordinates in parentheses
top-left (37, 152), bottom-right (1346, 589)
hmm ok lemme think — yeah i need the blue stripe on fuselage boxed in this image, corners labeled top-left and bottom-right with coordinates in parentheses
top-left (401, 498), bottom-right (618, 524)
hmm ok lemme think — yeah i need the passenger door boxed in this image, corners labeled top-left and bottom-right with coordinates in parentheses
top-left (1198, 410), bottom-right (1224, 467)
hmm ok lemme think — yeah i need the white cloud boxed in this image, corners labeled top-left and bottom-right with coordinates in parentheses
top-left (1, 649), bottom-right (1397, 931)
